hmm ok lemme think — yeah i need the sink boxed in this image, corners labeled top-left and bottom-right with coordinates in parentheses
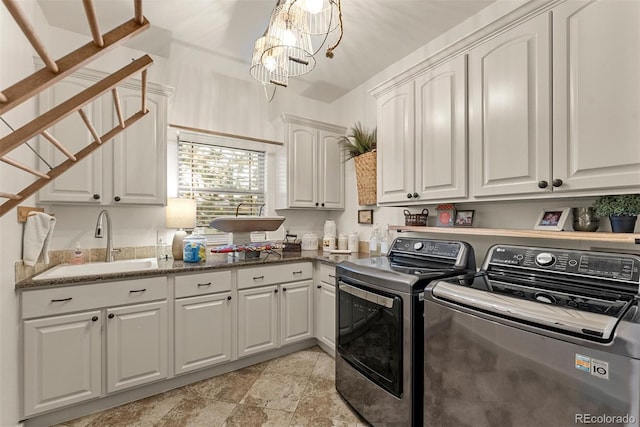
top-left (209, 216), bottom-right (285, 233)
top-left (33, 258), bottom-right (159, 281)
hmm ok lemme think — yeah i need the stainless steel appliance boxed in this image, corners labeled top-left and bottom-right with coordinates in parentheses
top-left (424, 244), bottom-right (640, 427)
top-left (336, 237), bottom-right (476, 426)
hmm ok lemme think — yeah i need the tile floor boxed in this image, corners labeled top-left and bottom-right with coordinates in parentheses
top-left (55, 347), bottom-right (369, 427)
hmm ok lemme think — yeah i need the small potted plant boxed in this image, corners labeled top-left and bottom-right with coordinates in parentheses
top-left (594, 194), bottom-right (640, 233)
top-left (339, 122), bottom-right (377, 206)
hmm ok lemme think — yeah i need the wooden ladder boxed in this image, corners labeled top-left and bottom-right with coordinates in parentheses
top-left (0, 0), bottom-right (153, 217)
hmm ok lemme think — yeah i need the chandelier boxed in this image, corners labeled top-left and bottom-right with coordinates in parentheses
top-left (250, 0), bottom-right (343, 101)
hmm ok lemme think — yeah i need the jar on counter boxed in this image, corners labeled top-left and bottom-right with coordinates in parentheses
top-left (322, 235), bottom-right (336, 252)
top-left (348, 232), bottom-right (359, 253)
top-left (338, 233), bottom-right (348, 250)
top-left (183, 234), bottom-right (206, 263)
top-left (301, 233), bottom-right (319, 250)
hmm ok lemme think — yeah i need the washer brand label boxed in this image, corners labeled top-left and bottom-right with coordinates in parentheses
top-left (575, 354), bottom-right (609, 380)
top-left (575, 354), bottom-right (591, 373)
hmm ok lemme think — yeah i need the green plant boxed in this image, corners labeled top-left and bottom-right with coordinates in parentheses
top-left (594, 194), bottom-right (640, 216)
top-left (338, 122), bottom-right (377, 161)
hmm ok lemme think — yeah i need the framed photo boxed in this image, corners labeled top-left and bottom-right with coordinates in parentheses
top-left (435, 206), bottom-right (456, 227)
top-left (534, 208), bottom-right (571, 231)
top-left (454, 210), bottom-right (475, 227)
top-left (358, 209), bottom-right (373, 224)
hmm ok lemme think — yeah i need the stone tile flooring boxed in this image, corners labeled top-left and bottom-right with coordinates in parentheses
top-left (55, 347), bottom-right (369, 427)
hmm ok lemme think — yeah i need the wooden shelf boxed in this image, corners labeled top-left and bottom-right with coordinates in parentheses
top-left (391, 226), bottom-right (640, 244)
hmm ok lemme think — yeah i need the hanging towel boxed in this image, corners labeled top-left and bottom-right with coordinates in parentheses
top-left (23, 212), bottom-right (56, 267)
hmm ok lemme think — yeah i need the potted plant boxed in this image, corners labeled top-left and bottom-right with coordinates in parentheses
top-left (594, 194), bottom-right (640, 233)
top-left (339, 122), bottom-right (377, 206)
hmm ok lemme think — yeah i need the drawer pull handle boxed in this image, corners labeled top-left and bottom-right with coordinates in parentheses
top-left (108, 313), bottom-right (115, 319)
top-left (293, 271), bottom-right (303, 275)
top-left (198, 282), bottom-right (212, 287)
top-left (253, 276), bottom-right (264, 280)
top-left (92, 316), bottom-right (99, 322)
top-left (51, 297), bottom-right (72, 302)
top-left (329, 274), bottom-right (336, 278)
top-left (129, 288), bottom-right (146, 293)
top-left (227, 296), bottom-right (232, 301)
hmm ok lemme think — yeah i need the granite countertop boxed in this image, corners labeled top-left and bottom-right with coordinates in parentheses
top-left (16, 250), bottom-right (371, 290)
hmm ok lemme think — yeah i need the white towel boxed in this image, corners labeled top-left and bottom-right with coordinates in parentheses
top-left (23, 212), bottom-right (56, 267)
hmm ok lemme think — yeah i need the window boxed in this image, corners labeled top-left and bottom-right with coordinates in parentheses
top-left (177, 132), bottom-right (266, 241)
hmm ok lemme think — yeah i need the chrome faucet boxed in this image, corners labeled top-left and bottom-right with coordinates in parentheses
top-left (94, 210), bottom-right (119, 262)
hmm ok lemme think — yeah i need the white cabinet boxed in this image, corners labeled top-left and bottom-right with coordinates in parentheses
top-left (375, 55), bottom-right (467, 205)
top-left (552, 0), bottom-right (640, 193)
top-left (21, 277), bottom-right (168, 417)
top-left (276, 114), bottom-right (346, 210)
top-left (174, 270), bottom-right (233, 375)
top-left (237, 262), bottom-right (313, 357)
top-left (23, 311), bottom-right (102, 416)
top-left (469, 12), bottom-right (551, 198)
top-left (315, 263), bottom-right (336, 352)
top-left (37, 66), bottom-right (172, 205)
top-left (106, 301), bottom-right (168, 393)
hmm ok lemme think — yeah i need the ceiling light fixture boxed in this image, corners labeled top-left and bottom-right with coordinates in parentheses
top-left (250, 0), bottom-right (343, 101)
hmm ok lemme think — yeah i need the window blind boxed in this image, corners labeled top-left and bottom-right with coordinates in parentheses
top-left (177, 134), bottom-right (266, 242)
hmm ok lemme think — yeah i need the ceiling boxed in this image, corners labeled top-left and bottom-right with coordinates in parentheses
top-left (38, 0), bottom-right (496, 102)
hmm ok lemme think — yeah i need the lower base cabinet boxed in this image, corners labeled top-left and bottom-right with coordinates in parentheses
top-left (174, 292), bottom-right (233, 374)
top-left (315, 263), bottom-right (336, 351)
top-left (23, 310), bottom-right (102, 416)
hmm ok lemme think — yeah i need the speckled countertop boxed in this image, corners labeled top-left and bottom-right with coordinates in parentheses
top-left (15, 250), bottom-right (371, 290)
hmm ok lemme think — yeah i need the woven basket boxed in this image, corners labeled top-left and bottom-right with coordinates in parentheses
top-left (353, 150), bottom-right (377, 206)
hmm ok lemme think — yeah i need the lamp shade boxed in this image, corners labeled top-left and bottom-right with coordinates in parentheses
top-left (166, 198), bottom-right (197, 229)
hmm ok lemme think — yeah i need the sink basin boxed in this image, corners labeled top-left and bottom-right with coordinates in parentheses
top-left (209, 216), bottom-right (285, 233)
top-left (33, 258), bottom-right (159, 281)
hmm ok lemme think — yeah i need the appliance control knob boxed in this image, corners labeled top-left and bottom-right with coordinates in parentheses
top-left (413, 242), bottom-right (424, 251)
top-left (535, 252), bottom-right (556, 267)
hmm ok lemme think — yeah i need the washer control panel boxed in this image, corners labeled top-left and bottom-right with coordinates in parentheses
top-left (391, 238), bottom-right (461, 259)
top-left (486, 245), bottom-right (640, 283)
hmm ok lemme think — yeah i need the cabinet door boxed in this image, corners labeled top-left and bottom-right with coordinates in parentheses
top-left (106, 301), bottom-right (168, 393)
top-left (553, 0), bottom-right (640, 192)
top-left (469, 13), bottom-right (552, 197)
top-left (237, 285), bottom-right (278, 357)
top-left (288, 124), bottom-right (318, 208)
top-left (23, 311), bottom-right (101, 417)
top-left (37, 79), bottom-right (103, 203)
top-left (174, 292), bottom-right (233, 375)
top-left (318, 130), bottom-right (344, 209)
top-left (110, 86), bottom-right (167, 205)
top-left (315, 281), bottom-right (336, 352)
top-left (414, 55), bottom-right (468, 201)
top-left (377, 81), bottom-right (416, 204)
top-left (281, 280), bottom-right (313, 345)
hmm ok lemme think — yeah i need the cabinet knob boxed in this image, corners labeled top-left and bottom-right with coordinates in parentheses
top-left (412, 192), bottom-right (419, 199)
top-left (407, 193), bottom-right (413, 199)
top-left (114, 196), bottom-right (121, 202)
top-left (93, 194), bottom-right (101, 200)
top-left (315, 202), bottom-right (319, 207)
top-left (283, 287), bottom-right (287, 292)
top-left (274, 289), bottom-right (278, 293)
top-left (91, 316), bottom-right (99, 322)
top-left (537, 180), bottom-right (548, 189)
top-left (552, 178), bottom-right (563, 188)
top-left (317, 285), bottom-right (321, 289)
top-left (321, 203), bottom-right (325, 207)
top-left (227, 296), bottom-right (232, 301)
top-left (108, 313), bottom-right (115, 319)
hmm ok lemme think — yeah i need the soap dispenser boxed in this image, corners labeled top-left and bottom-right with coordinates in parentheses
top-left (72, 242), bottom-right (84, 265)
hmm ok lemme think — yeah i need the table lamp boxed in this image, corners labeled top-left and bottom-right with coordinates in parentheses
top-left (166, 197), bottom-right (197, 260)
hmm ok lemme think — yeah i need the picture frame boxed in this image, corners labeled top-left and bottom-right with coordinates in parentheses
top-left (534, 208), bottom-right (571, 231)
top-left (435, 205), bottom-right (456, 227)
top-left (454, 210), bottom-right (475, 227)
top-left (358, 209), bottom-right (373, 224)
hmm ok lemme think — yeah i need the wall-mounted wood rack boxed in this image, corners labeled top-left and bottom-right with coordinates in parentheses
top-left (0, 0), bottom-right (151, 218)
top-left (392, 225), bottom-right (640, 245)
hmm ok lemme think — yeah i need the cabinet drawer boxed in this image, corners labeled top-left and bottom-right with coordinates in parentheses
top-left (237, 262), bottom-right (312, 289)
top-left (318, 262), bottom-right (337, 285)
top-left (174, 270), bottom-right (232, 298)
top-left (21, 277), bottom-right (168, 319)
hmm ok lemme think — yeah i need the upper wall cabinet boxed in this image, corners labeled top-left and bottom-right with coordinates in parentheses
top-left (275, 115), bottom-right (346, 210)
top-left (37, 67), bottom-right (173, 205)
top-left (468, 13), bottom-right (552, 198)
top-left (375, 55), bottom-right (468, 205)
top-left (552, 0), bottom-right (640, 193)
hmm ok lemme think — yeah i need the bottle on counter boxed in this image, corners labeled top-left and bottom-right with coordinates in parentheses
top-left (380, 226), bottom-right (391, 255)
top-left (71, 242), bottom-right (84, 265)
top-left (369, 224), bottom-right (379, 256)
